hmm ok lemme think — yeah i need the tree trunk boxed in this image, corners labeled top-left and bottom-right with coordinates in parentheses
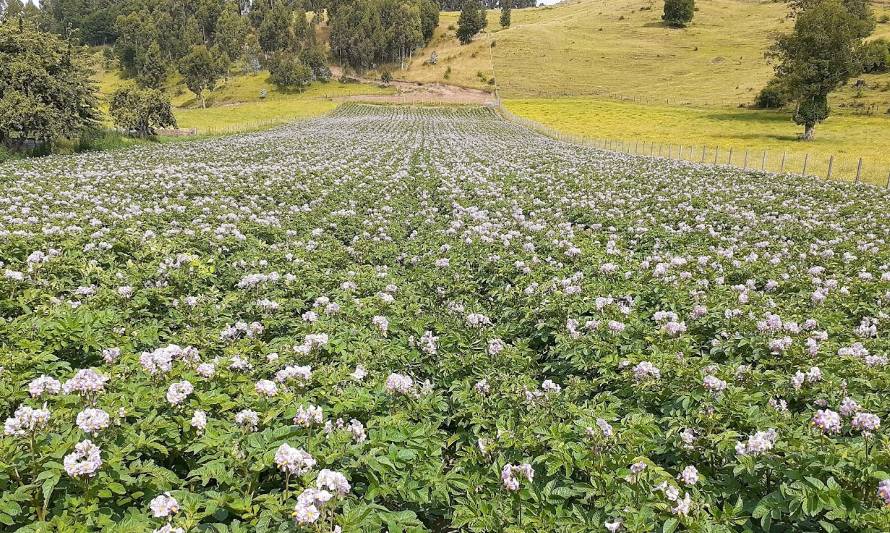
top-left (200, 93), bottom-right (206, 109)
top-left (802, 122), bottom-right (815, 141)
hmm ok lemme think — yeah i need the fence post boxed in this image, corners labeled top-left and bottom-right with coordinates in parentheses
top-left (701, 146), bottom-right (706, 163)
top-left (761, 151), bottom-right (767, 171)
top-left (635, 139), bottom-right (639, 154)
top-left (714, 147), bottom-right (719, 165)
top-left (855, 158), bottom-right (862, 183)
top-left (802, 153), bottom-right (809, 176)
top-left (827, 155), bottom-right (834, 179)
top-left (780, 152), bottom-right (786, 173)
top-left (743, 151), bottom-right (748, 170)
top-left (728, 147), bottom-right (733, 166)
top-left (886, 170), bottom-right (890, 189)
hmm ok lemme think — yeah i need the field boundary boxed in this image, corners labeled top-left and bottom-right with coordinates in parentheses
top-left (496, 104), bottom-right (890, 189)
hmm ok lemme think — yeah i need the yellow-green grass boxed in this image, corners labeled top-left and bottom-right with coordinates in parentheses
top-left (505, 97), bottom-right (890, 185)
top-left (94, 61), bottom-right (395, 134)
top-left (397, 0), bottom-right (890, 112)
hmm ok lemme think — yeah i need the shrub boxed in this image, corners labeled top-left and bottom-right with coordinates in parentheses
top-left (381, 70), bottom-right (393, 84)
top-left (109, 86), bottom-right (177, 137)
top-left (300, 47), bottom-right (332, 83)
top-left (754, 78), bottom-right (790, 109)
top-left (268, 52), bottom-right (313, 91)
top-left (862, 39), bottom-right (890, 73)
top-left (662, 0), bottom-right (694, 27)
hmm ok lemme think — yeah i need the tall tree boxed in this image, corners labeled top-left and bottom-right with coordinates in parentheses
top-left (214, 3), bottom-right (248, 61)
top-left (138, 40), bottom-right (167, 89)
top-left (457, 0), bottom-right (486, 45)
top-left (0, 20), bottom-right (99, 146)
top-left (768, 0), bottom-right (874, 139)
top-left (419, 0), bottom-right (438, 41)
top-left (2, 0), bottom-right (25, 21)
top-left (259, 0), bottom-right (293, 54)
top-left (500, 0), bottom-right (511, 28)
top-left (179, 44), bottom-right (219, 108)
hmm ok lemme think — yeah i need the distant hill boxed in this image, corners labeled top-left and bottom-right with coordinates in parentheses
top-left (395, 0), bottom-right (890, 112)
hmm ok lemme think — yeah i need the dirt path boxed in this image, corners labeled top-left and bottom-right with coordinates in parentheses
top-left (329, 66), bottom-right (497, 106)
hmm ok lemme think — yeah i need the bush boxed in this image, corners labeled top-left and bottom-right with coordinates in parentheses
top-left (268, 52), bottom-right (313, 91)
top-left (753, 78), bottom-right (790, 109)
top-left (300, 47), bottom-right (332, 83)
top-left (109, 86), bottom-right (177, 137)
top-left (380, 70), bottom-right (393, 84)
top-left (862, 39), bottom-right (890, 73)
top-left (662, 0), bottom-right (694, 27)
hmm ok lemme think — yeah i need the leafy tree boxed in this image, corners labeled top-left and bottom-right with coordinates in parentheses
top-left (861, 38), bottom-right (890, 73)
top-left (768, 0), bottom-right (874, 139)
top-left (114, 10), bottom-right (156, 77)
top-left (500, 0), bottom-right (511, 28)
top-left (329, 0), bottom-right (381, 72)
top-left (179, 44), bottom-right (219, 108)
top-left (662, 0), bottom-right (694, 27)
top-left (457, 0), bottom-right (486, 45)
top-left (138, 40), bottom-right (167, 89)
top-left (0, 20), bottom-right (99, 146)
top-left (301, 46), bottom-right (332, 82)
top-left (391, 1), bottom-right (423, 67)
top-left (259, 0), bottom-right (294, 54)
top-left (419, 0), bottom-right (439, 41)
top-left (109, 86), bottom-right (176, 137)
top-left (214, 4), bottom-right (248, 61)
top-left (242, 32), bottom-right (263, 74)
top-left (2, 0), bottom-right (24, 21)
top-left (268, 50), bottom-right (313, 90)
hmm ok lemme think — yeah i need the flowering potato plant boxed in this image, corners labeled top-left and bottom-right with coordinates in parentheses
top-left (1, 104), bottom-right (890, 532)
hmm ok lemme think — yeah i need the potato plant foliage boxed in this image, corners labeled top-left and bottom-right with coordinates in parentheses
top-left (1, 105), bottom-right (890, 532)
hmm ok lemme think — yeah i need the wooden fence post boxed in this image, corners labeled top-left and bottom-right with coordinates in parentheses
top-left (827, 155), bottom-right (834, 179)
top-left (855, 158), bottom-right (862, 183)
top-left (743, 151), bottom-right (748, 170)
top-left (802, 153), bottom-right (809, 176)
top-left (714, 147), bottom-right (719, 165)
top-left (761, 151), bottom-right (767, 171)
top-left (728, 147), bottom-right (733, 166)
top-left (780, 152), bottom-right (786, 173)
top-left (701, 146), bottom-right (706, 163)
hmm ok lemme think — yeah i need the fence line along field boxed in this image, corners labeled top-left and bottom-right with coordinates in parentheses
top-left (2, 104), bottom-right (890, 532)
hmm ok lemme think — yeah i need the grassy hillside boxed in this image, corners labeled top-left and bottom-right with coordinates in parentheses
top-left (398, 0), bottom-right (890, 111)
top-left (95, 63), bottom-right (395, 134)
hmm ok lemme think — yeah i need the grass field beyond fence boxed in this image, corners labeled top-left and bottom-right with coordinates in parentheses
top-left (504, 98), bottom-right (890, 186)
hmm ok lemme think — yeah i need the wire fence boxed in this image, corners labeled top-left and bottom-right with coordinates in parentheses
top-left (497, 104), bottom-right (890, 189)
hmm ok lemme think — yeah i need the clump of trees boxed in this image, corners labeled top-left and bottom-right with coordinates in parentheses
top-left (329, 0), bottom-right (439, 72)
top-left (109, 86), bottom-right (176, 137)
top-left (765, 0), bottom-right (875, 139)
top-left (457, 0), bottom-right (487, 45)
top-left (0, 19), bottom-right (99, 148)
top-left (439, 0), bottom-right (534, 9)
top-left (662, 0), bottom-right (694, 27)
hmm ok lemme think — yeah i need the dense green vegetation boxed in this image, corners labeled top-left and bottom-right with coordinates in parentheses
top-left (0, 20), bottom-right (99, 149)
top-left (2, 104), bottom-right (890, 531)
